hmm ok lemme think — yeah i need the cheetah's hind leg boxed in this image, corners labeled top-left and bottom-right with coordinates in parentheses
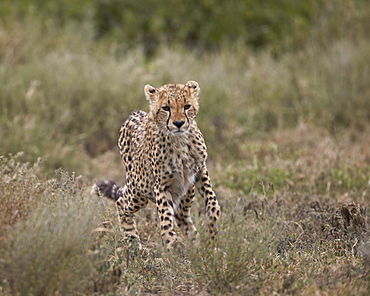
top-left (92, 180), bottom-right (143, 248)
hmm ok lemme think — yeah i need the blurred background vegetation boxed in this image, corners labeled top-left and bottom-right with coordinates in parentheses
top-left (0, 0), bottom-right (369, 174)
top-left (1, 0), bottom-right (369, 53)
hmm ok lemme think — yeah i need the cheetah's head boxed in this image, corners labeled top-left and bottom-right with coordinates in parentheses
top-left (144, 81), bottom-right (200, 134)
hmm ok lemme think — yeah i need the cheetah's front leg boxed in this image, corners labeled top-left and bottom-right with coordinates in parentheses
top-left (154, 187), bottom-right (180, 250)
top-left (175, 186), bottom-right (199, 240)
top-left (196, 167), bottom-right (221, 237)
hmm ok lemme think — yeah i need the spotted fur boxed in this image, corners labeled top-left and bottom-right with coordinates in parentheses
top-left (93, 81), bottom-right (221, 249)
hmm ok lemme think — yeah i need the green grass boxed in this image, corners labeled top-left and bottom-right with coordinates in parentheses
top-left (1, 5), bottom-right (370, 295)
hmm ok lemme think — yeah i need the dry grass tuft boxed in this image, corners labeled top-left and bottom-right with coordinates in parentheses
top-left (0, 155), bottom-right (107, 295)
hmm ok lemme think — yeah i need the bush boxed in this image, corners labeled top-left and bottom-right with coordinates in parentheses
top-left (2, 0), bottom-right (369, 53)
top-left (92, 0), bottom-right (323, 53)
top-left (0, 155), bottom-right (106, 295)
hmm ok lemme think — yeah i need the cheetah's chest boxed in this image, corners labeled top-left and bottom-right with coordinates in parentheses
top-left (169, 163), bottom-right (196, 203)
top-left (161, 141), bottom-right (202, 206)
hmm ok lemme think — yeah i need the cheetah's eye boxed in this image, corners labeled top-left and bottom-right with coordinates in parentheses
top-left (162, 106), bottom-right (170, 112)
top-left (184, 104), bottom-right (191, 110)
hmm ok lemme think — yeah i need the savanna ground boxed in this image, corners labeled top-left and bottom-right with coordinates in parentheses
top-left (1, 1), bottom-right (370, 295)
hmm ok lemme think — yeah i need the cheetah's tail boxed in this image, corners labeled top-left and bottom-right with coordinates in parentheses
top-left (91, 180), bottom-right (124, 201)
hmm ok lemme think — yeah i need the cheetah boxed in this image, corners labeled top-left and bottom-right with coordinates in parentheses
top-left (94, 81), bottom-right (221, 249)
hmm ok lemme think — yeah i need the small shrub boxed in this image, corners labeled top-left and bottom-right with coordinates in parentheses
top-left (0, 160), bottom-right (106, 295)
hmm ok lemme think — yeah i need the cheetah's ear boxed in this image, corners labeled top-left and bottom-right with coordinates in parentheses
top-left (144, 84), bottom-right (156, 101)
top-left (186, 81), bottom-right (200, 99)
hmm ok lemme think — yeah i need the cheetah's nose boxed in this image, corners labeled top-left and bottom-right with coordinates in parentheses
top-left (173, 121), bottom-right (185, 128)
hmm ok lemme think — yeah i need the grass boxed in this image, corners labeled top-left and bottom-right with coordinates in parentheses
top-left (0, 127), bottom-right (369, 295)
top-left (1, 16), bottom-right (370, 172)
top-left (0, 8), bottom-right (370, 296)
